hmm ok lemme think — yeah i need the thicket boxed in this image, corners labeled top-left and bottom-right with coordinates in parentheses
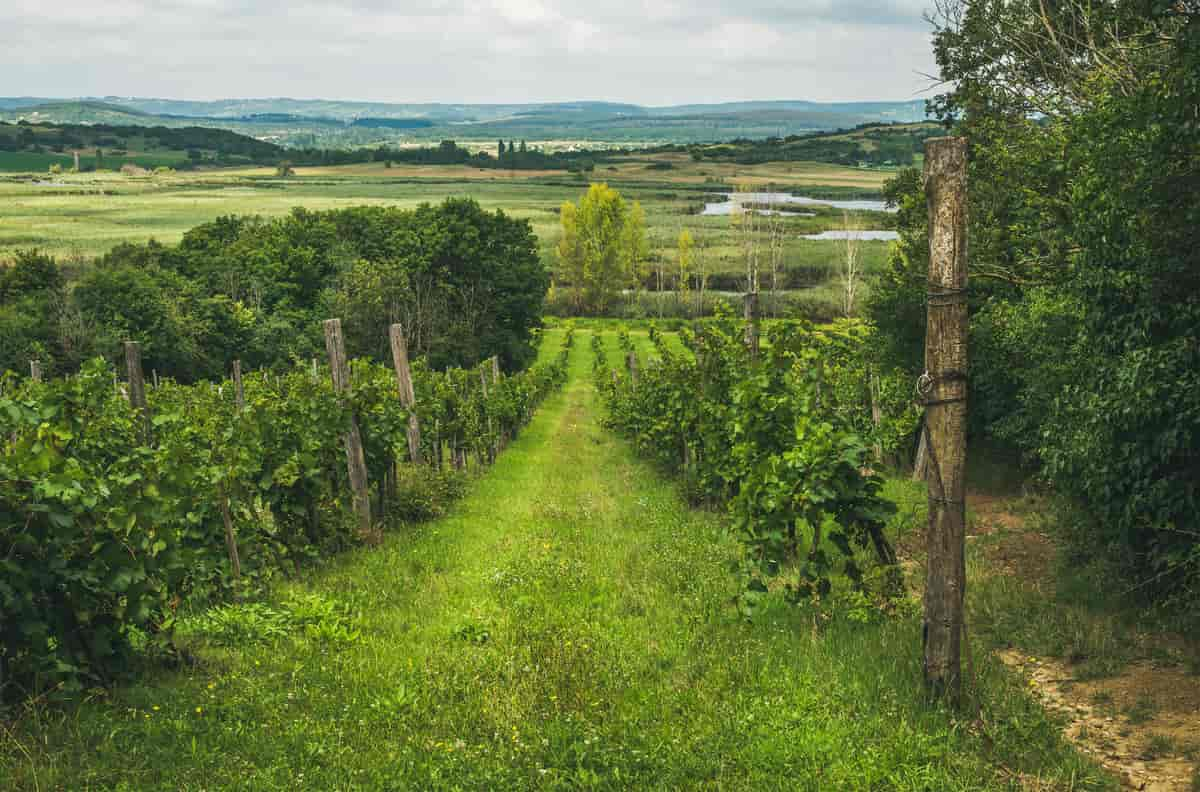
top-left (0, 328), bottom-right (574, 699)
top-left (686, 123), bottom-right (940, 166)
top-left (0, 121), bottom-right (281, 165)
top-left (594, 320), bottom-right (917, 612)
top-left (0, 199), bottom-right (548, 381)
top-left (870, 0), bottom-right (1200, 610)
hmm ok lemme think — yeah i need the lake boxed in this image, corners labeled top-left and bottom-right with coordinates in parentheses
top-left (802, 230), bottom-right (899, 241)
top-left (701, 192), bottom-right (894, 215)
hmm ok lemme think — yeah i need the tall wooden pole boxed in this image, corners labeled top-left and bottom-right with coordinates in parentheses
top-left (124, 341), bottom-right (150, 440)
top-left (323, 319), bottom-right (374, 542)
top-left (479, 364), bottom-right (494, 465)
top-left (743, 291), bottom-right (759, 358)
top-left (388, 324), bottom-right (423, 464)
top-left (232, 360), bottom-right (245, 411)
top-left (921, 136), bottom-right (969, 703)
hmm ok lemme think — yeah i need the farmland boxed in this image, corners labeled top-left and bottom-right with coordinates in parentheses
top-left (0, 153), bottom-right (898, 320)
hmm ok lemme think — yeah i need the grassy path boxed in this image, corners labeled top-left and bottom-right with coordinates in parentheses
top-left (2, 331), bottom-right (1111, 790)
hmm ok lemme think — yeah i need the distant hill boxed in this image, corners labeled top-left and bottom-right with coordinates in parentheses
top-left (685, 121), bottom-right (942, 166)
top-left (0, 96), bottom-right (928, 147)
top-left (0, 119), bottom-right (284, 172)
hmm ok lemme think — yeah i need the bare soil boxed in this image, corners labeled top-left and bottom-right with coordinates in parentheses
top-left (968, 494), bottom-right (1200, 791)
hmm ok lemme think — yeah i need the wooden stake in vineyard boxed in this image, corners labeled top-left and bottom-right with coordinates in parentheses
top-left (232, 359), bottom-right (245, 411)
top-left (920, 136), bottom-right (969, 703)
top-left (323, 319), bottom-right (374, 542)
top-left (388, 323), bottom-right (423, 464)
top-left (29, 360), bottom-right (42, 383)
top-left (743, 291), bottom-right (759, 358)
top-left (124, 341), bottom-right (150, 440)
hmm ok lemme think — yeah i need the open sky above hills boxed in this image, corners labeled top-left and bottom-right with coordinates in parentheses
top-left (2, 0), bottom-right (938, 105)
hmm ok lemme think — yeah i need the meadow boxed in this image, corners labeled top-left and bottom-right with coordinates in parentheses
top-left (0, 154), bottom-right (896, 318)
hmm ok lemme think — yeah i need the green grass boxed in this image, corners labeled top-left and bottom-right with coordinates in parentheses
top-left (0, 331), bottom-right (1113, 790)
top-left (0, 163), bottom-right (892, 323)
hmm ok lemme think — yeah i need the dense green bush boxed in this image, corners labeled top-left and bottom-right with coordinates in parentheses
top-left (870, 0), bottom-right (1200, 607)
top-left (0, 331), bottom-right (572, 700)
top-left (0, 199), bottom-right (549, 381)
top-left (595, 320), bottom-right (912, 610)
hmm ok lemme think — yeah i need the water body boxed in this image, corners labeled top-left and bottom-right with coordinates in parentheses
top-left (802, 230), bottom-right (899, 241)
top-left (701, 191), bottom-right (894, 215)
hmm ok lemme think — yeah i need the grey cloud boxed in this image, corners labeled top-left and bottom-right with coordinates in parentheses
top-left (1, 0), bottom-right (937, 103)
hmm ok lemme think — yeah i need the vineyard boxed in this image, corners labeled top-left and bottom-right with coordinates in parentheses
top-left (593, 319), bottom-right (918, 612)
top-left (0, 324), bottom-right (573, 698)
top-left (0, 328), bottom-right (1117, 790)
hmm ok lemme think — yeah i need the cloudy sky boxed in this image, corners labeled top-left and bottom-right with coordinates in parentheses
top-left (2, 0), bottom-right (938, 105)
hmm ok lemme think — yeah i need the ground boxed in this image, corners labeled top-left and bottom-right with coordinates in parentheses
top-left (0, 330), bottom-right (1113, 790)
top-left (965, 492), bottom-right (1200, 791)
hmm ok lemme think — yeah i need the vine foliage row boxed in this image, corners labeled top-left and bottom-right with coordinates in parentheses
top-left (594, 320), bottom-right (915, 614)
top-left (0, 328), bottom-right (574, 698)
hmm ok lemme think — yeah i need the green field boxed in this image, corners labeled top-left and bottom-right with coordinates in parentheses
top-left (0, 330), bottom-right (1111, 790)
top-left (0, 155), bottom-right (896, 318)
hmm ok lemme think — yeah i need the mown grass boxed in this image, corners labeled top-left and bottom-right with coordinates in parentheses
top-left (0, 331), bottom-right (1113, 790)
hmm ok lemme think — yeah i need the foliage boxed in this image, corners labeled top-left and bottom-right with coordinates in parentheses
top-left (0, 336), bottom-right (1109, 790)
top-left (594, 319), bottom-right (913, 609)
top-left (871, 0), bottom-right (1200, 605)
top-left (688, 122), bottom-right (942, 166)
top-left (0, 331), bottom-right (573, 699)
top-left (0, 199), bottom-right (548, 379)
top-left (555, 184), bottom-right (647, 315)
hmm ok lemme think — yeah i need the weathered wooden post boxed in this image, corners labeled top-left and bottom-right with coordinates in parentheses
top-left (921, 136), bottom-right (969, 703)
top-left (323, 319), bottom-right (374, 542)
top-left (232, 360), bottom-right (245, 411)
top-left (29, 360), bottom-right (42, 383)
top-left (479, 365), bottom-right (492, 465)
top-left (743, 291), bottom-right (759, 358)
top-left (490, 356), bottom-right (506, 450)
top-left (219, 497), bottom-right (242, 581)
top-left (388, 324), bottom-right (423, 464)
top-left (870, 372), bottom-right (885, 465)
top-left (124, 341), bottom-right (151, 439)
top-left (626, 351), bottom-right (638, 388)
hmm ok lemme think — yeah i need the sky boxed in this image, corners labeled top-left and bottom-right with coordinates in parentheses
top-left (1, 0), bottom-right (939, 105)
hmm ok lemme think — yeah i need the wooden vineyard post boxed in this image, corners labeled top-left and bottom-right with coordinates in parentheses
top-left (479, 365), bottom-right (492, 465)
top-left (388, 323), bottom-right (423, 464)
top-left (323, 319), bottom-right (374, 543)
top-left (124, 341), bottom-right (150, 439)
top-left (870, 372), bottom-right (884, 464)
top-left (921, 136), bottom-right (969, 704)
top-left (232, 360), bottom-right (245, 411)
top-left (626, 351), bottom-right (638, 388)
top-left (490, 356), bottom-right (504, 450)
top-left (219, 496), bottom-right (242, 581)
top-left (743, 291), bottom-right (759, 358)
top-left (29, 360), bottom-right (42, 383)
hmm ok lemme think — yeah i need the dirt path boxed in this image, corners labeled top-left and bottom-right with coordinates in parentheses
top-left (969, 495), bottom-right (1200, 791)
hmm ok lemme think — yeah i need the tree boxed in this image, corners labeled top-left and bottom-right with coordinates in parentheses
top-left (677, 228), bottom-right (694, 316)
top-left (872, 0), bottom-right (1200, 605)
top-left (555, 183), bottom-right (646, 315)
top-left (840, 211), bottom-right (862, 317)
